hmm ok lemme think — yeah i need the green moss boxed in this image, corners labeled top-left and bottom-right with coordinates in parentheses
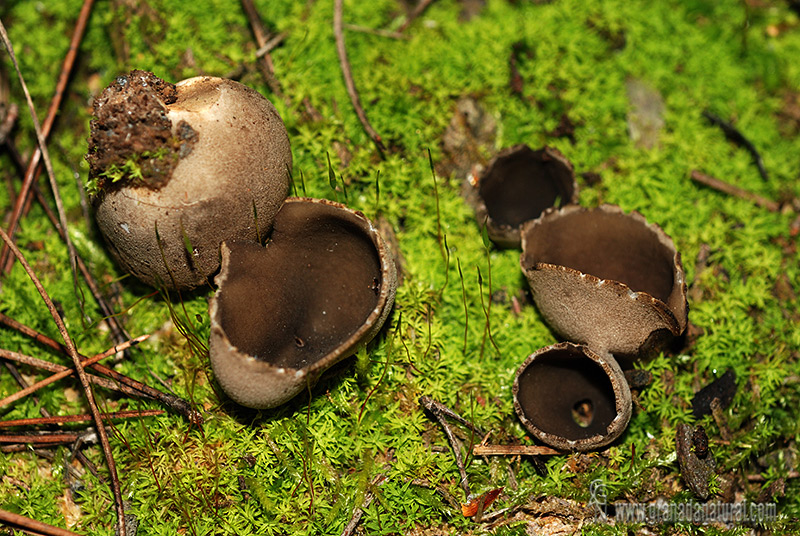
top-left (2, 0), bottom-right (800, 534)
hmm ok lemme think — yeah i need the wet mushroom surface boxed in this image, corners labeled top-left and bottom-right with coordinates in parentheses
top-left (209, 197), bottom-right (396, 408)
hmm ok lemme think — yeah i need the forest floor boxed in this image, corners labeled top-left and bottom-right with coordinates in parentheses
top-left (1, 0), bottom-right (800, 534)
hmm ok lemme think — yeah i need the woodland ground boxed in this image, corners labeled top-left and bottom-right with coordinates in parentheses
top-left (1, 0), bottom-right (800, 535)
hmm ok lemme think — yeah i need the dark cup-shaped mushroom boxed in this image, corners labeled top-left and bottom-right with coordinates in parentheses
top-left (520, 204), bottom-right (687, 360)
top-left (472, 145), bottom-right (577, 248)
top-left (513, 342), bottom-right (632, 451)
top-left (208, 198), bottom-right (397, 409)
top-left (88, 71), bottom-right (291, 289)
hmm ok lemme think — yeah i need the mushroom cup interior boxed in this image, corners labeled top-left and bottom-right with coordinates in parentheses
top-left (479, 146), bottom-right (574, 229)
top-left (515, 345), bottom-right (619, 441)
top-left (215, 201), bottom-right (383, 370)
top-left (523, 208), bottom-right (676, 305)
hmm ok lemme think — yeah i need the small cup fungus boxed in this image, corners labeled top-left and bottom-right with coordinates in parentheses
top-left (513, 204), bottom-right (687, 450)
top-left (513, 342), bottom-right (632, 451)
top-left (209, 198), bottom-right (397, 409)
top-left (87, 70), bottom-right (291, 289)
top-left (470, 145), bottom-right (577, 248)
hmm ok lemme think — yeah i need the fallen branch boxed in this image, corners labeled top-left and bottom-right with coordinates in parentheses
top-left (29, 179), bottom-right (135, 351)
top-left (398, 0), bottom-right (438, 32)
top-left (344, 23), bottom-right (408, 40)
top-left (747, 471), bottom-right (800, 482)
top-left (690, 170), bottom-right (780, 212)
top-left (472, 444), bottom-right (563, 457)
top-left (334, 0), bottom-right (386, 156)
top-left (241, 0), bottom-right (288, 105)
top-left (0, 343), bottom-right (150, 407)
top-left (0, 0), bottom-right (94, 276)
top-left (419, 395), bottom-right (483, 498)
top-left (340, 474), bottom-right (386, 536)
top-left (0, 430), bottom-right (88, 444)
top-left (702, 110), bottom-right (769, 182)
top-left (0, 409), bottom-right (164, 428)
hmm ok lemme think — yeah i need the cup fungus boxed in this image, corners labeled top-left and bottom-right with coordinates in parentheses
top-left (513, 342), bottom-right (632, 451)
top-left (520, 204), bottom-right (688, 361)
top-left (208, 198), bottom-right (397, 409)
top-left (471, 145), bottom-right (577, 248)
top-left (87, 70), bottom-right (291, 289)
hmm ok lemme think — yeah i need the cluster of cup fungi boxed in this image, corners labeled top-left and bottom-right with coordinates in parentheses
top-left (87, 71), bottom-right (687, 452)
top-left (468, 144), bottom-right (688, 451)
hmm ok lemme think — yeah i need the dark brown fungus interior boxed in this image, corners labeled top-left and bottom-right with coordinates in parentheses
top-left (479, 145), bottom-right (575, 230)
top-left (216, 202), bottom-right (381, 370)
top-left (515, 346), bottom-right (618, 441)
top-left (522, 208), bottom-right (675, 303)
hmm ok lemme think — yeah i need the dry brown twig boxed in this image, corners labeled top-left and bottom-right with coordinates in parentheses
top-left (0, 409), bottom-right (164, 428)
top-left (0, 334), bottom-right (150, 407)
top-left (240, 0), bottom-right (289, 107)
top-left (0, 430), bottom-right (92, 444)
top-left (0, 507), bottom-right (82, 536)
top-left (398, 0), bottom-right (438, 32)
top-left (334, 0), bottom-right (387, 156)
top-left (690, 169), bottom-right (781, 212)
top-left (419, 395), bottom-right (484, 498)
top-left (29, 180), bottom-right (135, 353)
top-left (472, 443), bottom-right (563, 457)
top-left (0, 312), bottom-right (203, 425)
top-left (0, 227), bottom-right (127, 536)
top-left (344, 23), bottom-right (408, 40)
top-left (340, 474), bottom-right (387, 536)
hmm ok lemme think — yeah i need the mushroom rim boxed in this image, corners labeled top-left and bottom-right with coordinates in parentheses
top-left (511, 342), bottom-right (633, 451)
top-left (209, 196), bottom-right (397, 377)
top-left (475, 144), bottom-right (578, 243)
top-left (521, 261), bottom-right (684, 337)
top-left (520, 203), bottom-right (688, 334)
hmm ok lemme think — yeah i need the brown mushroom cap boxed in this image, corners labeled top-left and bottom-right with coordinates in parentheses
top-left (208, 197), bottom-right (397, 409)
top-left (92, 75), bottom-right (291, 289)
top-left (520, 204), bottom-right (687, 359)
top-left (474, 145), bottom-right (576, 248)
top-left (513, 342), bottom-right (632, 451)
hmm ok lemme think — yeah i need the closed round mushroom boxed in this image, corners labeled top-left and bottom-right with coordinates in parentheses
top-left (87, 70), bottom-right (291, 289)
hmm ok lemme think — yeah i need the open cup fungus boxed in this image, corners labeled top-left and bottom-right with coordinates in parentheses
top-left (520, 204), bottom-right (688, 361)
top-left (87, 70), bottom-right (291, 289)
top-left (511, 204), bottom-right (687, 450)
top-left (209, 198), bottom-right (397, 409)
top-left (513, 342), bottom-right (632, 451)
top-left (470, 144), bottom-right (576, 248)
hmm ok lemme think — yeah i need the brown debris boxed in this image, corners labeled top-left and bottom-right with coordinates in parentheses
top-left (676, 423), bottom-right (716, 499)
top-left (508, 41), bottom-right (531, 96)
top-left (86, 70), bottom-right (191, 191)
top-left (691, 369), bottom-right (736, 419)
top-left (777, 90), bottom-right (800, 136)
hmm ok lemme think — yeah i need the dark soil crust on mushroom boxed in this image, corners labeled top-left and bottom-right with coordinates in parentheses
top-left (86, 70), bottom-right (196, 193)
